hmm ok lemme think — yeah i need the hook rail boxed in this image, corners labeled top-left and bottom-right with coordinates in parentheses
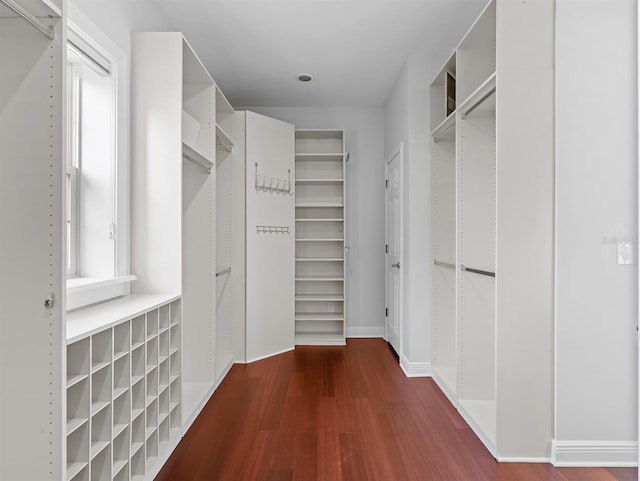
top-left (256, 225), bottom-right (290, 234)
top-left (255, 163), bottom-right (294, 195)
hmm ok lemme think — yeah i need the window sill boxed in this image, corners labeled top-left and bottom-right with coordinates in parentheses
top-left (67, 275), bottom-right (137, 311)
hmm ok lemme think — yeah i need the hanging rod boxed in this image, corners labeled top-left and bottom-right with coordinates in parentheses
top-left (1, 0), bottom-right (55, 39)
top-left (215, 267), bottom-right (232, 277)
top-left (461, 264), bottom-right (495, 278)
top-left (433, 259), bottom-right (455, 269)
top-left (460, 87), bottom-right (495, 119)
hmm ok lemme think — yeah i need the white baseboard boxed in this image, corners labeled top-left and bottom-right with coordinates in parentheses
top-left (551, 440), bottom-right (638, 467)
top-left (400, 353), bottom-right (431, 377)
top-left (345, 327), bottom-right (384, 338)
top-left (246, 346), bottom-right (295, 364)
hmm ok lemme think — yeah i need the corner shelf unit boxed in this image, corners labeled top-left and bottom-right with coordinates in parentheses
top-left (66, 298), bottom-right (182, 481)
top-left (294, 130), bottom-right (347, 346)
top-left (430, 0), bottom-right (554, 461)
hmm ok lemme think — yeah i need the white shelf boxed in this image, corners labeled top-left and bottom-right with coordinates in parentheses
top-left (295, 294), bottom-right (344, 302)
top-left (90, 440), bottom-right (109, 459)
top-left (113, 423), bottom-right (128, 439)
top-left (294, 333), bottom-right (345, 346)
top-left (113, 459), bottom-right (128, 477)
top-left (295, 238), bottom-right (343, 242)
top-left (295, 203), bottom-right (344, 208)
top-left (295, 218), bottom-right (343, 222)
top-left (91, 361), bottom-right (110, 373)
top-left (113, 350), bottom-right (128, 362)
top-left (131, 440), bottom-right (144, 457)
top-left (131, 375), bottom-right (144, 386)
top-left (66, 461), bottom-right (87, 481)
top-left (67, 373), bottom-right (88, 389)
top-left (182, 141), bottom-right (214, 171)
top-left (295, 179), bottom-right (344, 184)
top-left (215, 124), bottom-right (234, 151)
top-left (113, 387), bottom-right (128, 400)
top-left (132, 408), bottom-right (144, 421)
top-left (145, 427), bottom-right (156, 440)
top-left (92, 401), bottom-right (109, 415)
top-left (295, 276), bottom-right (344, 282)
top-left (294, 153), bottom-right (344, 161)
top-left (295, 258), bottom-right (343, 262)
top-left (295, 313), bottom-right (344, 322)
top-left (66, 417), bottom-right (88, 435)
top-left (430, 111), bottom-right (456, 139)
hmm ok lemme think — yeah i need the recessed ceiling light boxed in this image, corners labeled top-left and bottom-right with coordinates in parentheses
top-left (296, 73), bottom-right (313, 83)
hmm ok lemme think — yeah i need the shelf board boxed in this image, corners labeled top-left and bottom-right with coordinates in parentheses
top-left (295, 294), bottom-right (344, 302)
top-left (159, 326), bottom-right (170, 336)
top-left (67, 373), bottom-right (88, 389)
top-left (66, 417), bottom-right (88, 436)
top-left (113, 423), bottom-right (128, 439)
top-left (295, 203), bottom-right (343, 208)
top-left (182, 141), bottom-right (214, 172)
top-left (66, 461), bottom-right (88, 481)
top-left (295, 313), bottom-right (344, 322)
top-left (170, 347), bottom-right (179, 357)
top-left (132, 408), bottom-right (144, 421)
top-left (113, 386), bottom-right (128, 400)
top-left (215, 124), bottom-right (234, 152)
top-left (146, 364), bottom-right (157, 375)
top-left (295, 238), bottom-right (344, 242)
top-left (92, 401), bottom-right (110, 416)
top-left (295, 179), bottom-right (344, 184)
top-left (91, 361), bottom-right (110, 374)
top-left (131, 440), bottom-right (144, 457)
top-left (113, 350), bottom-right (128, 362)
top-left (90, 440), bottom-right (109, 460)
top-left (295, 218), bottom-right (343, 222)
top-left (146, 395), bottom-right (156, 407)
top-left (159, 354), bottom-right (169, 364)
top-left (295, 276), bottom-right (344, 282)
top-left (430, 111), bottom-right (456, 140)
top-left (145, 427), bottom-right (156, 440)
top-left (169, 374), bottom-right (179, 385)
top-left (296, 257), bottom-right (343, 262)
top-left (113, 459), bottom-right (128, 477)
top-left (159, 412), bottom-right (170, 425)
top-left (294, 333), bottom-right (345, 346)
top-left (170, 401), bottom-right (180, 413)
top-left (131, 341), bottom-right (144, 351)
top-left (294, 153), bottom-right (344, 161)
top-left (132, 374), bottom-right (144, 386)
top-left (159, 383), bottom-right (170, 396)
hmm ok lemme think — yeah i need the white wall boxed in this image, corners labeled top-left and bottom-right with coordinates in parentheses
top-left (241, 107), bottom-right (386, 337)
top-left (554, 0), bottom-right (638, 465)
top-left (383, 54), bottom-right (438, 374)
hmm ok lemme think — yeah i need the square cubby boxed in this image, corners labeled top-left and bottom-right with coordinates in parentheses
top-left (90, 404), bottom-right (111, 460)
top-left (170, 299), bottom-right (181, 326)
top-left (113, 321), bottom-right (130, 361)
top-left (91, 330), bottom-right (112, 373)
top-left (112, 425), bottom-right (130, 480)
top-left (158, 304), bottom-right (170, 332)
top-left (131, 315), bottom-right (145, 350)
top-left (146, 309), bottom-right (158, 340)
top-left (113, 391), bottom-right (130, 439)
top-left (113, 354), bottom-right (130, 400)
top-left (90, 443), bottom-right (110, 481)
top-left (91, 365), bottom-right (111, 415)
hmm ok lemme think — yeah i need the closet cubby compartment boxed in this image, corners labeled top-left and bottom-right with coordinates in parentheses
top-left (91, 366), bottom-right (111, 415)
top-left (92, 330), bottom-right (112, 374)
top-left (159, 386), bottom-right (170, 420)
top-left (169, 348), bottom-right (181, 383)
top-left (68, 338), bottom-right (90, 389)
top-left (146, 310), bottom-right (158, 340)
top-left (90, 444), bottom-right (110, 481)
top-left (295, 220), bottom-right (343, 241)
top-left (145, 430), bottom-right (159, 471)
top-left (159, 415), bottom-right (171, 452)
top-left (113, 322), bottom-right (130, 362)
top-left (90, 405), bottom-right (111, 460)
top-left (158, 304), bottom-right (170, 333)
top-left (295, 206), bottom-right (343, 220)
top-left (67, 365), bottom-right (90, 435)
top-left (113, 392), bottom-right (130, 440)
top-left (130, 448), bottom-right (145, 481)
top-left (430, 52), bottom-right (457, 131)
top-left (295, 260), bottom-right (343, 278)
top-left (146, 399), bottom-right (158, 440)
top-left (169, 324), bottom-right (180, 355)
top-left (146, 337), bottom-right (158, 373)
top-left (158, 356), bottom-right (170, 393)
top-left (112, 426), bottom-right (129, 479)
top-left (146, 366), bottom-right (158, 406)
top-left (169, 299), bottom-right (181, 326)
top-left (131, 316), bottom-right (145, 351)
top-left (169, 381), bottom-right (181, 430)
top-left (113, 355), bottom-right (130, 400)
top-left (158, 330), bottom-right (170, 364)
top-left (68, 466), bottom-right (89, 481)
top-left (131, 345), bottom-right (145, 387)
top-left (113, 466), bottom-right (129, 481)
top-left (67, 421), bottom-right (89, 481)
top-left (131, 380), bottom-right (145, 423)
top-left (295, 130), bottom-right (344, 154)
top-left (130, 413), bottom-right (145, 458)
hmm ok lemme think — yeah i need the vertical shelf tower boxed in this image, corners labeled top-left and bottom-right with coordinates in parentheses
top-left (294, 130), bottom-right (347, 346)
top-left (430, 0), bottom-right (554, 460)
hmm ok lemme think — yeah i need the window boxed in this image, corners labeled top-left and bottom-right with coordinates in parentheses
top-left (66, 24), bottom-right (133, 310)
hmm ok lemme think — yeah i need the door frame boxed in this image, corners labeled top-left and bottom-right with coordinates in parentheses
top-left (384, 143), bottom-right (404, 358)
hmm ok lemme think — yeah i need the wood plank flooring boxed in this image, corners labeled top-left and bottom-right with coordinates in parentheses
top-left (156, 339), bottom-right (636, 481)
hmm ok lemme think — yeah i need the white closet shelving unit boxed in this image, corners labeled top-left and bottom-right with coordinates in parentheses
top-left (430, 0), bottom-right (554, 460)
top-left (294, 130), bottom-right (347, 346)
top-left (0, 1), bottom-right (64, 480)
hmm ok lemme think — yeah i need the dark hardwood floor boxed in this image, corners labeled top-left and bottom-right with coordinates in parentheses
top-left (156, 339), bottom-right (636, 481)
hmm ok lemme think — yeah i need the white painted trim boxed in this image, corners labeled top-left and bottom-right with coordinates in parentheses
top-left (497, 457), bottom-right (551, 463)
top-left (551, 440), bottom-right (638, 467)
top-left (345, 327), bottom-right (384, 338)
top-left (246, 346), bottom-right (295, 364)
top-left (400, 353), bottom-right (431, 377)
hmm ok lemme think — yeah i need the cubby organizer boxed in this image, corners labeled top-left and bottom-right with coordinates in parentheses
top-left (294, 130), bottom-right (347, 345)
top-left (66, 299), bottom-right (182, 481)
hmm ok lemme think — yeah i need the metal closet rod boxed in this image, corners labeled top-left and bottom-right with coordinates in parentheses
top-left (460, 87), bottom-right (496, 118)
top-left (1, 0), bottom-right (55, 39)
top-left (461, 264), bottom-right (495, 278)
top-left (433, 259), bottom-right (455, 269)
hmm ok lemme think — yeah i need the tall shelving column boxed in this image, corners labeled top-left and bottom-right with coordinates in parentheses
top-left (294, 130), bottom-right (346, 346)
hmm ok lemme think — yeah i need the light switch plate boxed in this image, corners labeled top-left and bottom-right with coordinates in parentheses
top-left (617, 241), bottom-right (633, 265)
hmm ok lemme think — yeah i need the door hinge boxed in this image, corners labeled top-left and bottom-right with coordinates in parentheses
top-left (385, 244), bottom-right (389, 254)
top-left (385, 179), bottom-right (389, 189)
top-left (385, 307), bottom-right (389, 317)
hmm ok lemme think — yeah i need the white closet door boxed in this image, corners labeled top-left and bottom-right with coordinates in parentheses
top-left (245, 112), bottom-right (295, 362)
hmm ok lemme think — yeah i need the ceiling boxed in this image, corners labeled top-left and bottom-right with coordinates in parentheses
top-left (79, 0), bottom-right (488, 107)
